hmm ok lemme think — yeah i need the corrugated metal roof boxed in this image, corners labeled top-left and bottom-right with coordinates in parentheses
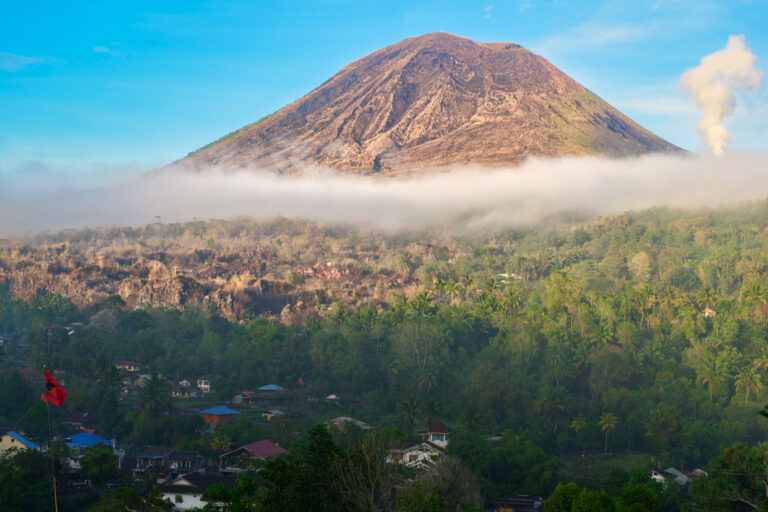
top-left (66, 432), bottom-right (112, 448)
top-left (200, 405), bottom-right (240, 415)
top-left (6, 431), bottom-right (38, 450)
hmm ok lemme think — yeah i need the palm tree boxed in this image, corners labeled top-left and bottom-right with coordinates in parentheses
top-left (434, 278), bottom-right (447, 296)
top-left (569, 414), bottom-right (587, 434)
top-left (598, 413), bottom-right (618, 454)
top-left (411, 291), bottom-right (434, 317)
top-left (398, 397), bottom-right (420, 436)
top-left (644, 408), bottom-right (676, 454)
top-left (536, 385), bottom-right (566, 433)
top-left (460, 276), bottom-right (474, 294)
top-left (462, 407), bottom-right (482, 434)
top-left (744, 282), bottom-right (768, 305)
top-left (483, 278), bottom-right (500, 294)
top-left (696, 350), bottom-right (731, 402)
top-left (417, 365), bottom-right (438, 395)
top-left (502, 286), bottom-right (527, 315)
top-left (736, 366), bottom-right (764, 405)
top-left (752, 348), bottom-right (768, 376)
top-left (421, 400), bottom-right (441, 427)
top-left (696, 286), bottom-right (715, 308)
top-left (445, 281), bottom-right (461, 305)
top-left (138, 373), bottom-right (171, 416)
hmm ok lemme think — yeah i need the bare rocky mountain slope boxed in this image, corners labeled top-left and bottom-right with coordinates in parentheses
top-left (180, 32), bottom-right (682, 175)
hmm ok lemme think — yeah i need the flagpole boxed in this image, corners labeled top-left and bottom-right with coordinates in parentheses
top-left (44, 365), bottom-right (60, 512)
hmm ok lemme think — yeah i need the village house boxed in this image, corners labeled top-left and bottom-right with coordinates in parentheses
top-left (387, 420), bottom-right (452, 469)
top-left (64, 412), bottom-right (97, 432)
top-left (0, 431), bottom-right (38, 454)
top-left (232, 385), bottom-right (291, 407)
top-left (261, 409), bottom-right (285, 421)
top-left (651, 467), bottom-right (708, 487)
top-left (496, 496), bottom-right (544, 512)
top-left (326, 416), bottom-right (373, 432)
top-left (160, 472), bottom-right (237, 511)
top-left (200, 406), bottom-right (240, 424)
top-left (386, 440), bottom-right (445, 470)
top-left (131, 447), bottom-right (205, 481)
top-left (65, 432), bottom-right (113, 455)
top-left (172, 386), bottom-right (191, 398)
top-left (419, 420), bottom-right (451, 448)
top-left (115, 361), bottom-right (141, 372)
top-left (196, 377), bottom-right (212, 394)
top-left (219, 440), bottom-right (287, 473)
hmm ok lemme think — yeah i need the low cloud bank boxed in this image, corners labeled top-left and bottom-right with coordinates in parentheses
top-left (2, 153), bottom-right (768, 236)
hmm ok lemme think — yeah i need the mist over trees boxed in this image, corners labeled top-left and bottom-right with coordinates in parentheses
top-left (4, 202), bottom-right (768, 509)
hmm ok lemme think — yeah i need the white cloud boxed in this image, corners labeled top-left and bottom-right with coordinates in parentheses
top-left (535, 23), bottom-right (648, 55)
top-left (0, 51), bottom-right (43, 72)
top-left (616, 95), bottom-right (696, 116)
top-left (3, 153), bottom-right (768, 235)
top-left (92, 45), bottom-right (122, 57)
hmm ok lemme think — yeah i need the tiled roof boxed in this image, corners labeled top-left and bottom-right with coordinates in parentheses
top-left (242, 440), bottom-right (287, 459)
top-left (427, 420), bottom-right (451, 434)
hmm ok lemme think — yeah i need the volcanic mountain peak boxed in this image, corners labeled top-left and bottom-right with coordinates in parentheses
top-left (181, 32), bottom-right (682, 175)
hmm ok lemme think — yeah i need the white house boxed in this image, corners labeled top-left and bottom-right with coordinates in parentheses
top-left (197, 377), bottom-right (211, 394)
top-left (387, 441), bottom-right (445, 470)
top-left (160, 473), bottom-right (235, 511)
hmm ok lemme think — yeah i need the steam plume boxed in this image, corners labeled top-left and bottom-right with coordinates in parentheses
top-left (680, 35), bottom-right (762, 155)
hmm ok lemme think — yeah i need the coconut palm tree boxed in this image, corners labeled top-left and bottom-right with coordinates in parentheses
top-left (736, 366), bottom-right (764, 405)
top-left (138, 373), bottom-right (171, 417)
top-left (569, 414), bottom-right (587, 434)
top-left (696, 350), bottom-right (732, 402)
top-left (598, 413), bottom-right (618, 454)
top-left (398, 397), bottom-right (420, 436)
top-left (502, 285), bottom-right (527, 315)
top-left (445, 281), bottom-right (461, 305)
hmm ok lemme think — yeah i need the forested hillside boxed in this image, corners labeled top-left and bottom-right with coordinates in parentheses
top-left (4, 202), bottom-right (768, 510)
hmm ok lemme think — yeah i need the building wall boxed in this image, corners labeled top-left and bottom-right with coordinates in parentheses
top-left (0, 434), bottom-right (31, 454)
top-left (161, 492), bottom-right (207, 511)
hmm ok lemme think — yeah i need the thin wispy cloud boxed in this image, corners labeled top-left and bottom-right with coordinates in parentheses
top-left (535, 22), bottom-right (648, 55)
top-left (616, 95), bottom-right (696, 116)
top-left (92, 45), bottom-right (123, 57)
top-left (0, 51), bottom-right (44, 72)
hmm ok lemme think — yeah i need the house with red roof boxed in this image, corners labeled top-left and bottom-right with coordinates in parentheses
top-left (219, 440), bottom-right (287, 472)
top-left (420, 420), bottom-right (451, 449)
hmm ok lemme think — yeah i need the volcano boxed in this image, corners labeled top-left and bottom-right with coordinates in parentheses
top-left (180, 32), bottom-right (683, 175)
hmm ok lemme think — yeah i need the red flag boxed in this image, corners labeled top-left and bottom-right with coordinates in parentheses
top-left (41, 368), bottom-right (67, 406)
top-left (243, 390), bottom-right (251, 398)
top-left (298, 377), bottom-right (305, 386)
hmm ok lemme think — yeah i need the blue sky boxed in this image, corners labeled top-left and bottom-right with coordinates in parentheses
top-left (1, 0), bottom-right (766, 182)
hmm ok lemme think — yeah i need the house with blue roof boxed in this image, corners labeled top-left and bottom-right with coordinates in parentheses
top-left (66, 432), bottom-right (113, 452)
top-left (258, 384), bottom-right (284, 391)
top-left (0, 431), bottom-right (38, 453)
top-left (200, 405), bottom-right (240, 424)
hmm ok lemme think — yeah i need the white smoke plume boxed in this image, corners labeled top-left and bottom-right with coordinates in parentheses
top-left (2, 153), bottom-right (768, 236)
top-left (680, 35), bottom-right (762, 156)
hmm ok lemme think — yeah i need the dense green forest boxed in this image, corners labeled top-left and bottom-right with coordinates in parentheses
top-left (4, 202), bottom-right (768, 510)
